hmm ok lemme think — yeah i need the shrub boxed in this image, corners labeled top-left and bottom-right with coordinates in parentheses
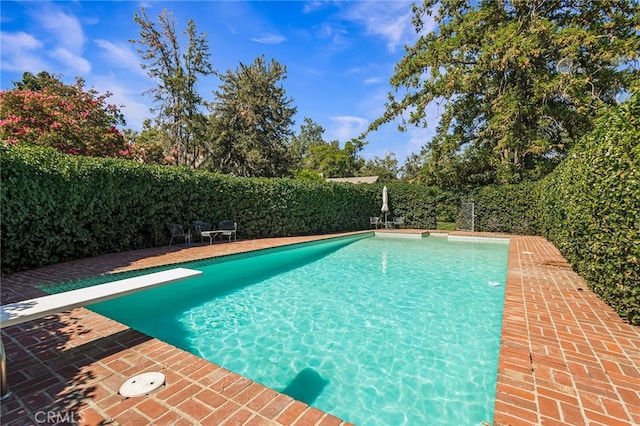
top-left (383, 183), bottom-right (438, 229)
top-left (0, 77), bottom-right (130, 158)
top-left (536, 93), bottom-right (639, 325)
top-left (0, 145), bottom-right (382, 274)
top-left (469, 183), bottom-right (539, 234)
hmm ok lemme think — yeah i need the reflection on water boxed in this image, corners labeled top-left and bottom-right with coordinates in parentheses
top-left (381, 250), bottom-right (388, 275)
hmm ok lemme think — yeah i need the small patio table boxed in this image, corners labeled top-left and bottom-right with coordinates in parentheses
top-left (201, 230), bottom-right (223, 245)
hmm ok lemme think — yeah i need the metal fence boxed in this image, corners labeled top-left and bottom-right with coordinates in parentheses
top-left (459, 202), bottom-right (475, 231)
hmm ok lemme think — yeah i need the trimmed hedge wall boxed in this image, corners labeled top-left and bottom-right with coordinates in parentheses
top-left (466, 182), bottom-right (539, 235)
top-left (535, 94), bottom-right (639, 325)
top-left (0, 145), bottom-right (438, 275)
top-left (382, 183), bottom-right (438, 229)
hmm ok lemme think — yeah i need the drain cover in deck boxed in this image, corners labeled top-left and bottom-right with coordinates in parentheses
top-left (119, 372), bottom-right (165, 397)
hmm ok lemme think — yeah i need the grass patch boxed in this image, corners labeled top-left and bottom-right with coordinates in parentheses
top-left (437, 222), bottom-right (457, 230)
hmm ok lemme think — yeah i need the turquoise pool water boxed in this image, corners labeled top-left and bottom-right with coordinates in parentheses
top-left (49, 234), bottom-right (510, 425)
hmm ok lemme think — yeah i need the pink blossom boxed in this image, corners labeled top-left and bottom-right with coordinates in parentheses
top-left (1, 82), bottom-right (130, 158)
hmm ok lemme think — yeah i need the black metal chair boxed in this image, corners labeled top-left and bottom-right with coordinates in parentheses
top-left (166, 223), bottom-right (190, 245)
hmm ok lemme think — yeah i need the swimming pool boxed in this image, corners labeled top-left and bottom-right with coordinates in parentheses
top-left (44, 233), bottom-right (510, 425)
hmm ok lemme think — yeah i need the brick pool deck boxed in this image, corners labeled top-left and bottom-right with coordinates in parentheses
top-left (1, 231), bottom-right (638, 425)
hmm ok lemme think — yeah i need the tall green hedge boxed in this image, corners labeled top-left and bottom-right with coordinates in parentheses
top-left (465, 182), bottom-right (539, 235)
top-left (383, 183), bottom-right (438, 229)
top-left (536, 94), bottom-right (639, 325)
top-left (0, 145), bottom-right (438, 275)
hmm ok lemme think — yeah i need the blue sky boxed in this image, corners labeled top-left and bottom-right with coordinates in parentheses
top-left (1, 1), bottom-right (439, 164)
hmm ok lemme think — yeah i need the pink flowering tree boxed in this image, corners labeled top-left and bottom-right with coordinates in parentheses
top-left (0, 72), bottom-right (132, 158)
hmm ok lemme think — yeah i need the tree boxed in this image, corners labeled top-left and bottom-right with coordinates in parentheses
top-left (359, 153), bottom-right (400, 182)
top-left (0, 72), bottom-right (130, 158)
top-left (369, 0), bottom-right (640, 185)
top-left (131, 7), bottom-right (214, 168)
top-left (288, 117), bottom-right (326, 173)
top-left (400, 152), bottom-right (425, 182)
top-left (404, 143), bottom-right (496, 187)
top-left (13, 71), bottom-right (68, 92)
top-left (125, 119), bottom-right (172, 165)
top-left (287, 117), bottom-right (368, 179)
top-left (303, 138), bottom-right (365, 178)
top-left (207, 55), bottom-right (297, 177)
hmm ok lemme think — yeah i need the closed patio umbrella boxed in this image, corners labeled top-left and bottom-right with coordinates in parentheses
top-left (381, 186), bottom-right (389, 226)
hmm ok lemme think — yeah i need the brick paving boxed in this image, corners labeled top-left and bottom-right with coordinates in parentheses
top-left (1, 231), bottom-right (638, 425)
top-left (494, 234), bottom-right (640, 426)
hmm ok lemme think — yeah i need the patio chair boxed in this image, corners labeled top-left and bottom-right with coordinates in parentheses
top-left (218, 220), bottom-right (237, 242)
top-left (370, 217), bottom-right (381, 229)
top-left (392, 216), bottom-right (404, 229)
top-left (193, 221), bottom-right (212, 242)
top-left (166, 223), bottom-right (190, 246)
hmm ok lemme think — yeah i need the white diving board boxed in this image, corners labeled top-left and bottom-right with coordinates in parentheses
top-left (0, 268), bottom-right (202, 329)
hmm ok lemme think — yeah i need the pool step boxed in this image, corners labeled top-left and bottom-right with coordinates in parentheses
top-left (374, 231), bottom-right (429, 238)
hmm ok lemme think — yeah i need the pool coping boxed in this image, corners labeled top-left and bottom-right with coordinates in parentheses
top-left (1, 231), bottom-right (639, 425)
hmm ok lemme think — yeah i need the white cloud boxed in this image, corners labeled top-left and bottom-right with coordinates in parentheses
top-left (36, 9), bottom-right (86, 53)
top-left (0, 31), bottom-right (48, 73)
top-left (0, 31), bottom-right (41, 49)
top-left (364, 77), bottom-right (382, 84)
top-left (362, 120), bottom-right (432, 165)
top-left (251, 33), bottom-right (286, 44)
top-left (302, 1), bottom-right (329, 14)
top-left (317, 22), bottom-right (349, 46)
top-left (328, 115), bottom-right (369, 142)
top-left (94, 40), bottom-right (147, 77)
top-left (115, 95), bottom-right (151, 131)
top-left (16, 5), bottom-right (94, 76)
top-left (50, 47), bottom-right (91, 74)
top-left (343, 2), bottom-right (428, 52)
top-left (370, 101), bottom-right (441, 162)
